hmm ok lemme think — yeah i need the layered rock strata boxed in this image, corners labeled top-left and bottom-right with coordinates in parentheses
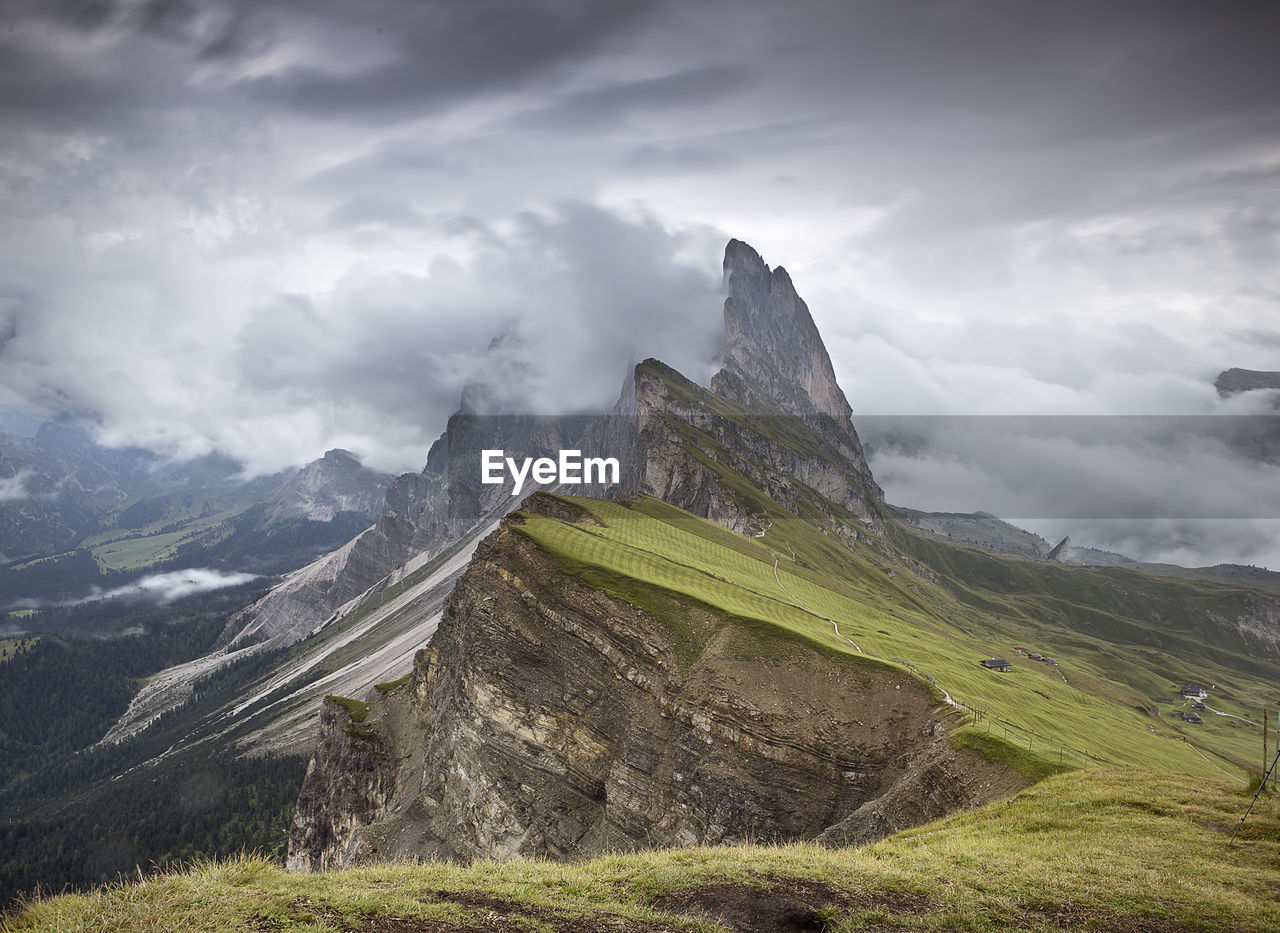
top-left (287, 500), bottom-right (1018, 870)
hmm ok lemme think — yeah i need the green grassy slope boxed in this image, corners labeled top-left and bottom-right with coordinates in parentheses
top-left (517, 492), bottom-right (1272, 780)
top-left (7, 769), bottom-right (1276, 932)
top-left (629, 360), bottom-right (1278, 775)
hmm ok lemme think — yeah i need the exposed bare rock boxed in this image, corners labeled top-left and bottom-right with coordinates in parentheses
top-left (285, 698), bottom-right (398, 872)
top-left (264, 449), bottom-right (391, 525)
top-left (630, 359), bottom-right (882, 540)
top-left (1224, 594), bottom-right (1280, 652)
top-left (224, 410), bottom-right (621, 651)
top-left (815, 736), bottom-right (1027, 846)
top-left (712, 240), bottom-right (879, 501)
top-left (715, 239), bottom-right (855, 423)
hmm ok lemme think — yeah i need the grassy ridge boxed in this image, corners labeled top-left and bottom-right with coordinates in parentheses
top-left (7, 769), bottom-right (1276, 932)
top-left (634, 361), bottom-right (1280, 776)
top-left (517, 494), bottom-right (1256, 779)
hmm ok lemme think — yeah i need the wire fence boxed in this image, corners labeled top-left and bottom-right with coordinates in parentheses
top-left (887, 656), bottom-right (1252, 779)
top-left (952, 695), bottom-right (1116, 768)
top-left (885, 655), bottom-right (1113, 768)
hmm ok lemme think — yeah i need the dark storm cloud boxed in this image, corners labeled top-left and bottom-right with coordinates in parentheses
top-left (511, 64), bottom-right (754, 131)
top-left (728, 1), bottom-right (1280, 250)
top-left (239, 0), bottom-right (662, 120)
top-left (1, 0), bottom-right (660, 132)
top-left (2, 0), bottom-right (1279, 566)
top-left (233, 202), bottom-right (723, 447)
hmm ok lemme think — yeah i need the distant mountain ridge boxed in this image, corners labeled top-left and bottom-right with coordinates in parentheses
top-left (892, 507), bottom-right (1133, 566)
top-left (0, 430), bottom-right (392, 606)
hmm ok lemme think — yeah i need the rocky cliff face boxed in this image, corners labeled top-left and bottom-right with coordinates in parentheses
top-left (713, 241), bottom-right (878, 496)
top-left (224, 408), bottom-right (623, 650)
top-left (287, 497), bottom-right (1020, 871)
top-left (286, 238), bottom-right (944, 870)
top-left (263, 449), bottom-right (391, 525)
top-left (630, 360), bottom-right (880, 538)
top-left (621, 240), bottom-right (883, 541)
top-left (715, 239), bottom-right (855, 423)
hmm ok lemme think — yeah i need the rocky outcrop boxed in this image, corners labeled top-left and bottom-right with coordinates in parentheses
top-left (1215, 368), bottom-right (1280, 397)
top-left (630, 359), bottom-right (882, 540)
top-left (814, 735), bottom-right (1026, 846)
top-left (712, 240), bottom-right (879, 498)
top-left (287, 499), bottom-right (1014, 871)
top-left (622, 239), bottom-right (884, 540)
top-left (264, 449), bottom-right (391, 525)
top-left (285, 697), bottom-right (399, 872)
top-left (1046, 536), bottom-right (1071, 562)
top-left (715, 240), bottom-right (856, 423)
top-left (224, 408), bottom-right (623, 650)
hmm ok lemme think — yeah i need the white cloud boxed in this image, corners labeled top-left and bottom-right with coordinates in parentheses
top-left (80, 569), bottom-right (260, 604)
top-left (0, 470), bottom-right (33, 502)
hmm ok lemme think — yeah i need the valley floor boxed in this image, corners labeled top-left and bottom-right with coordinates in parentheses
top-left (5, 769), bottom-right (1277, 932)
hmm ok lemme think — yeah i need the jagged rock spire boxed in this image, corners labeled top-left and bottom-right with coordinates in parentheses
top-left (713, 238), bottom-right (855, 425)
top-left (710, 239), bottom-right (879, 496)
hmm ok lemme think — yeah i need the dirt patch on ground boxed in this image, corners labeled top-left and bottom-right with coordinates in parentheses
top-left (268, 883), bottom-right (937, 933)
top-left (256, 888), bottom-right (1230, 933)
top-left (1014, 902), bottom-right (1219, 933)
top-left (355, 890), bottom-right (678, 932)
top-left (361, 915), bottom-right (670, 933)
top-left (652, 879), bottom-right (937, 933)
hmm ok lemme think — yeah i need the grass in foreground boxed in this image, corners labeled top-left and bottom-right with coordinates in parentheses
top-left (6, 769), bottom-right (1277, 932)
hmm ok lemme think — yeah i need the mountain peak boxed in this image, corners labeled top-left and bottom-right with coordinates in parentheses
top-left (714, 239), bottom-right (855, 427)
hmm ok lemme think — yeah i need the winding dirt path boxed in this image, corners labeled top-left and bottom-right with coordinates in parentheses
top-left (1203, 704), bottom-right (1258, 727)
top-left (772, 558), bottom-right (861, 653)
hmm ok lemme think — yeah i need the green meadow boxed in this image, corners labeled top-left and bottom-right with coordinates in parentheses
top-left (7, 769), bottom-right (1276, 932)
top-left (517, 493), bottom-right (1270, 780)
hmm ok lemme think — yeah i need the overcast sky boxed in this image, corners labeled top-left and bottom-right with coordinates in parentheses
top-left (2, 0), bottom-right (1279, 565)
